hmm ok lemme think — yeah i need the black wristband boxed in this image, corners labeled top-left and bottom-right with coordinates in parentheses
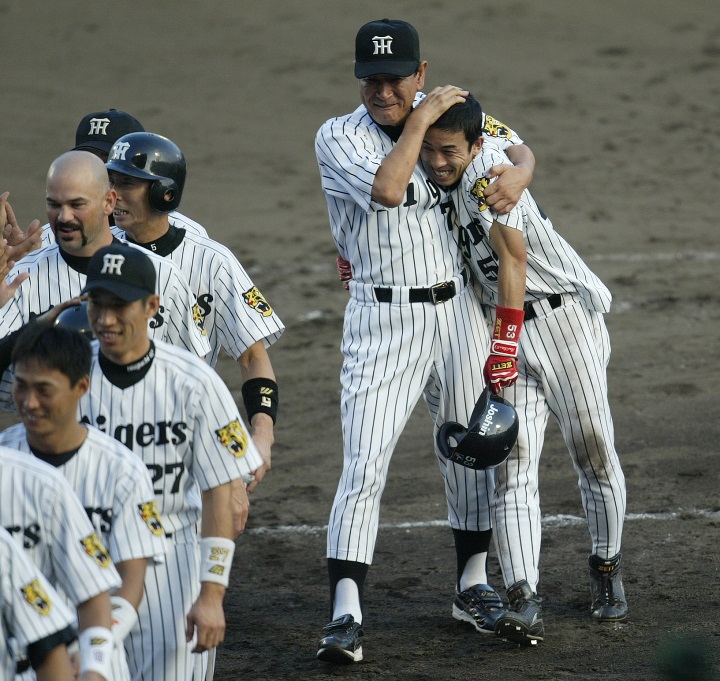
top-left (241, 377), bottom-right (279, 424)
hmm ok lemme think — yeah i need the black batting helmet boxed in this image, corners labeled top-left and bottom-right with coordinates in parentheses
top-left (436, 387), bottom-right (519, 470)
top-left (54, 301), bottom-right (94, 339)
top-left (106, 132), bottom-right (186, 213)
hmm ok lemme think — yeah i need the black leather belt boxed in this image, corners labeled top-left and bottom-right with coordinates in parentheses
top-left (523, 293), bottom-right (564, 321)
top-left (16, 660), bottom-right (30, 674)
top-left (374, 270), bottom-right (467, 305)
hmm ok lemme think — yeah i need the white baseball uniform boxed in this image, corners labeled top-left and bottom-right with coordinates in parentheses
top-left (0, 240), bottom-right (210, 408)
top-left (0, 424), bottom-right (168, 681)
top-left (0, 526), bottom-right (76, 681)
top-left (77, 339), bottom-right (262, 681)
top-left (38, 211), bottom-right (208, 248)
top-left (315, 98), bottom-right (507, 568)
top-left (0, 447), bottom-right (122, 678)
top-left (449, 142), bottom-right (626, 591)
top-left (116, 225), bottom-right (284, 368)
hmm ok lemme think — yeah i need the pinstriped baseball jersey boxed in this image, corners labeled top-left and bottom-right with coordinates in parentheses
top-left (77, 339), bottom-right (262, 545)
top-left (38, 211), bottom-right (208, 248)
top-left (448, 142), bottom-right (625, 593)
top-left (0, 242), bottom-right (209, 353)
top-left (0, 447), bottom-right (121, 605)
top-left (0, 424), bottom-right (167, 566)
top-left (116, 227), bottom-right (284, 368)
top-left (0, 527), bottom-right (76, 681)
top-left (451, 143), bottom-right (612, 312)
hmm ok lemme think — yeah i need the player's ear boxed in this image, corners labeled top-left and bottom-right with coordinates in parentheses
top-left (471, 137), bottom-right (483, 158)
top-left (74, 375), bottom-right (90, 398)
top-left (415, 61), bottom-right (428, 89)
top-left (145, 294), bottom-right (161, 317)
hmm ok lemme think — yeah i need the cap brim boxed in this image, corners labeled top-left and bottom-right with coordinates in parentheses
top-left (354, 61), bottom-right (418, 79)
top-left (81, 280), bottom-right (148, 302)
top-left (73, 141), bottom-right (113, 154)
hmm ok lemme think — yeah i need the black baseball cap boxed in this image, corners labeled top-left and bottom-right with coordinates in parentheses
top-left (73, 109), bottom-right (145, 155)
top-left (354, 19), bottom-right (420, 79)
top-left (82, 243), bottom-right (156, 302)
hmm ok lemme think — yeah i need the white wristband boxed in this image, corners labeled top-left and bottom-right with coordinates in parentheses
top-left (111, 595), bottom-right (138, 644)
top-left (199, 536), bottom-right (236, 587)
top-left (78, 626), bottom-right (114, 680)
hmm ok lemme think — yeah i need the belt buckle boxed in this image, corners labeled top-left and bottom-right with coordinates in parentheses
top-left (430, 280), bottom-right (456, 304)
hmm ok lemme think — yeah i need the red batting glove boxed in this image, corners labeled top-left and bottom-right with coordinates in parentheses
top-left (484, 306), bottom-right (525, 393)
top-left (336, 255), bottom-right (352, 290)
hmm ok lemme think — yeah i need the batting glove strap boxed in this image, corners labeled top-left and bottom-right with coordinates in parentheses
top-left (242, 377), bottom-right (279, 424)
top-left (199, 537), bottom-right (236, 588)
top-left (336, 255), bottom-right (352, 290)
top-left (110, 595), bottom-right (138, 645)
top-left (78, 626), bottom-right (114, 681)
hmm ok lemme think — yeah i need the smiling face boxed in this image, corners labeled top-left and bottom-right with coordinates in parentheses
top-left (359, 62), bottom-right (427, 127)
top-left (13, 359), bottom-right (89, 446)
top-left (420, 127), bottom-right (483, 187)
top-left (86, 289), bottom-right (159, 365)
top-left (46, 152), bottom-right (115, 256)
top-left (107, 171), bottom-right (155, 236)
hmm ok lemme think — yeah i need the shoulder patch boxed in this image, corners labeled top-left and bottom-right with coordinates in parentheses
top-left (138, 501), bottom-right (165, 536)
top-left (192, 302), bottom-right (208, 335)
top-left (482, 114), bottom-right (512, 139)
top-left (216, 419), bottom-right (249, 458)
top-left (21, 579), bottom-right (52, 615)
top-left (80, 532), bottom-right (112, 568)
top-left (470, 177), bottom-right (491, 211)
top-left (243, 286), bottom-right (273, 317)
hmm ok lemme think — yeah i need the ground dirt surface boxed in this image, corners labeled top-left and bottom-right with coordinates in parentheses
top-left (2, 1), bottom-right (719, 680)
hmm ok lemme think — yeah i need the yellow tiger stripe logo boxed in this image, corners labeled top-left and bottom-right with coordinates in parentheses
top-left (192, 302), bottom-right (207, 335)
top-left (243, 286), bottom-right (273, 317)
top-left (470, 176), bottom-right (490, 211)
top-left (22, 579), bottom-right (51, 615)
top-left (80, 532), bottom-right (112, 568)
top-left (138, 501), bottom-right (165, 536)
top-left (482, 114), bottom-right (512, 139)
top-left (216, 419), bottom-right (249, 458)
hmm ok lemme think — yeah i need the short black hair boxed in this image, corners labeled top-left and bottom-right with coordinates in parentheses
top-left (430, 92), bottom-right (484, 148)
top-left (11, 323), bottom-right (91, 386)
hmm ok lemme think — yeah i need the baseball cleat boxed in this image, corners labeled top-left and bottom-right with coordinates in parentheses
top-left (317, 614), bottom-right (363, 663)
top-left (452, 583), bottom-right (507, 634)
top-left (495, 580), bottom-right (544, 645)
top-left (589, 553), bottom-right (628, 621)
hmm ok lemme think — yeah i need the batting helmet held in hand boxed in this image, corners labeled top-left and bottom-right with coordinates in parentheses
top-left (106, 132), bottom-right (186, 213)
top-left (54, 301), bottom-right (94, 338)
top-left (436, 387), bottom-right (519, 470)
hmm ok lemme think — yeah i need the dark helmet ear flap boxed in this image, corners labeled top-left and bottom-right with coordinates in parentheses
top-left (436, 421), bottom-right (467, 461)
top-left (149, 177), bottom-right (180, 213)
top-left (54, 301), bottom-right (94, 338)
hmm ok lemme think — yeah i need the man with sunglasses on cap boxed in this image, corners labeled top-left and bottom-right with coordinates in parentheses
top-left (314, 18), bottom-right (535, 662)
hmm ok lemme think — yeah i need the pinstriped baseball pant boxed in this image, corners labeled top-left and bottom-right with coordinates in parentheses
top-left (327, 283), bottom-right (493, 565)
top-left (491, 298), bottom-right (626, 592)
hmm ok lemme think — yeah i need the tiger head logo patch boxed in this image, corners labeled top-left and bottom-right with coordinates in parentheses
top-left (138, 501), bottom-right (164, 536)
top-left (470, 176), bottom-right (491, 211)
top-left (243, 287), bottom-right (273, 317)
top-left (80, 532), bottom-right (112, 568)
top-left (191, 302), bottom-right (208, 336)
top-left (216, 419), bottom-right (249, 458)
top-left (21, 579), bottom-right (51, 615)
top-left (482, 114), bottom-right (512, 139)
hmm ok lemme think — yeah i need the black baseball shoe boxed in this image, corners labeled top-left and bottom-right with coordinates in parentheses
top-left (317, 614), bottom-right (363, 663)
top-left (589, 553), bottom-right (628, 621)
top-left (495, 580), bottom-right (544, 645)
top-left (452, 583), bottom-right (506, 634)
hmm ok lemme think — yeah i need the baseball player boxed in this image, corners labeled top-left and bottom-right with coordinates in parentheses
top-left (37, 109), bottom-right (208, 249)
top-left (314, 19), bottom-right (535, 662)
top-left (0, 526), bottom-right (77, 681)
top-left (0, 151), bottom-right (210, 407)
top-left (104, 131), bottom-right (283, 502)
top-left (0, 321), bottom-right (169, 676)
top-left (0, 445), bottom-right (122, 681)
top-left (420, 94), bottom-right (627, 645)
top-left (76, 242), bottom-right (263, 681)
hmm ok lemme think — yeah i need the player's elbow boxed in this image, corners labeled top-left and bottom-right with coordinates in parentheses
top-left (371, 186), bottom-right (405, 208)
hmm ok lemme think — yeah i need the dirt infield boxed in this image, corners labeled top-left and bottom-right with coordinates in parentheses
top-left (2, 1), bottom-right (719, 679)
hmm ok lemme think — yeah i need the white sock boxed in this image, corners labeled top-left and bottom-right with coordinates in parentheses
top-left (332, 578), bottom-right (363, 624)
top-left (459, 553), bottom-right (488, 592)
